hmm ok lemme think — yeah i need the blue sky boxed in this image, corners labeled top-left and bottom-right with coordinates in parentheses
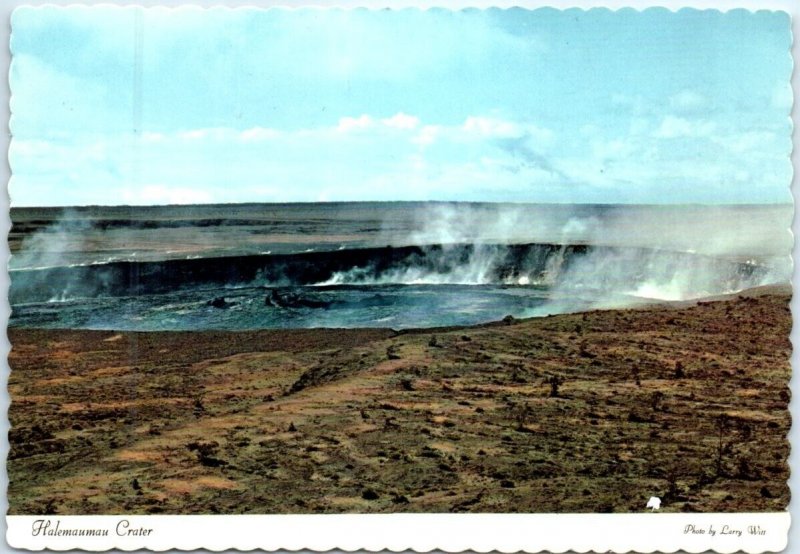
top-left (9, 7), bottom-right (793, 206)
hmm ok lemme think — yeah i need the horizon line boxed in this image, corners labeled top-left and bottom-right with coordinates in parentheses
top-left (9, 199), bottom-right (795, 210)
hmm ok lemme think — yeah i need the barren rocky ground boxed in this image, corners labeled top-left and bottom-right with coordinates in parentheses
top-left (8, 288), bottom-right (791, 514)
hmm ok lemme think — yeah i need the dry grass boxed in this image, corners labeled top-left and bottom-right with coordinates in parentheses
top-left (8, 292), bottom-right (791, 515)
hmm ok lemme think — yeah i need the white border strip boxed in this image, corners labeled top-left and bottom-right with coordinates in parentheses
top-left (2, 1), bottom-right (798, 10)
top-left (6, 513), bottom-right (791, 552)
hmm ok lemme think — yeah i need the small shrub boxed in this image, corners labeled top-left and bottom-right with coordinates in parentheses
top-left (362, 488), bottom-right (380, 500)
top-left (651, 391), bottom-right (664, 412)
top-left (548, 375), bottom-right (563, 398)
top-left (186, 440), bottom-right (227, 467)
top-left (512, 402), bottom-right (532, 430)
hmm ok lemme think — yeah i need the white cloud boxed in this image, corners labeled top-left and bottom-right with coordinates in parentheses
top-left (669, 90), bottom-right (707, 113)
top-left (9, 107), bottom-right (790, 207)
top-left (771, 84), bottom-right (793, 111)
top-left (9, 53), bottom-right (115, 139)
top-left (381, 113), bottom-right (419, 130)
top-left (412, 125), bottom-right (441, 146)
top-left (142, 132), bottom-right (165, 143)
top-left (239, 127), bottom-right (281, 142)
top-left (715, 130), bottom-right (783, 154)
top-left (462, 116), bottom-right (522, 138)
top-left (522, 124), bottom-right (555, 147)
top-left (9, 138), bottom-right (54, 157)
top-left (178, 129), bottom-right (209, 140)
top-left (653, 116), bottom-right (716, 138)
top-left (336, 115), bottom-right (374, 133)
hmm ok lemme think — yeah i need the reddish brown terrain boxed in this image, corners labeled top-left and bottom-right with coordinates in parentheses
top-left (8, 288), bottom-right (791, 514)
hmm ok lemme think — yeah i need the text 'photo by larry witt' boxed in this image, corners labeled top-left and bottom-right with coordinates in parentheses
top-left (7, 6), bottom-right (792, 515)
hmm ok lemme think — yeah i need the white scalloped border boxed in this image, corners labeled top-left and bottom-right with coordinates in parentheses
top-left (4, 3), bottom-right (795, 553)
top-left (5, 513), bottom-right (792, 552)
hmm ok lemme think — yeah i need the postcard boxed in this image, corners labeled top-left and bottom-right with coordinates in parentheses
top-left (5, 3), bottom-right (793, 552)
